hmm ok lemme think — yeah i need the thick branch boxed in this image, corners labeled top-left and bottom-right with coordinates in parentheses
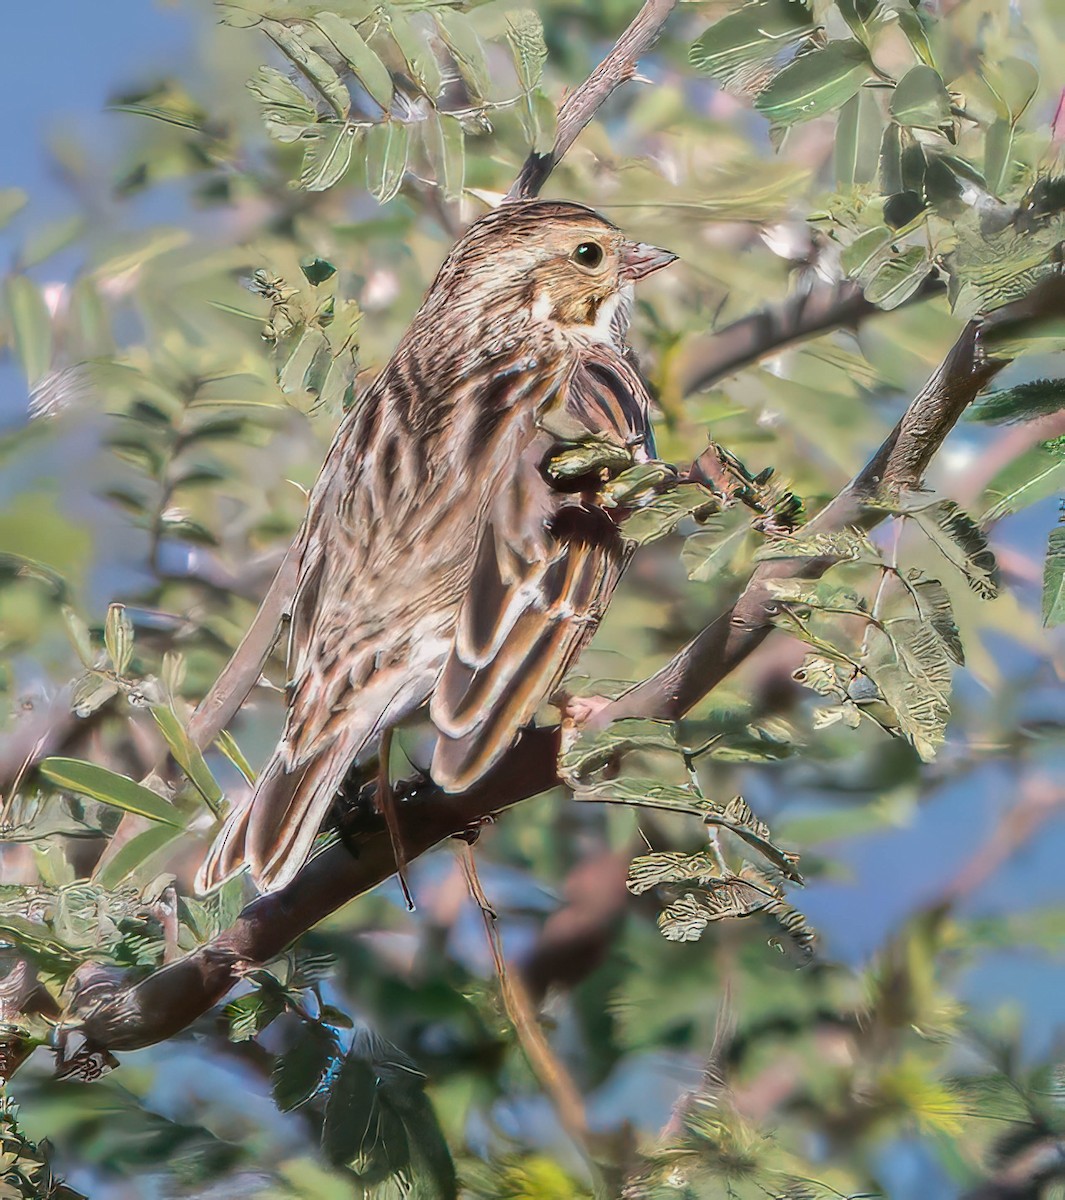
top-left (70, 729), bottom-right (561, 1053)
top-left (507, 0), bottom-right (678, 200)
top-left (50, 277), bottom-right (1065, 1066)
top-left (679, 276), bottom-right (943, 394)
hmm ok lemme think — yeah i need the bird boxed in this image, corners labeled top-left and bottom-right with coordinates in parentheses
top-left (197, 199), bottom-right (676, 895)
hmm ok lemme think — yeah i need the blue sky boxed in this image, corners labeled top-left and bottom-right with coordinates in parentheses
top-left (5, 2), bottom-right (195, 220)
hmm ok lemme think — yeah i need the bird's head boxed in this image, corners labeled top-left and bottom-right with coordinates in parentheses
top-left (424, 201), bottom-right (676, 344)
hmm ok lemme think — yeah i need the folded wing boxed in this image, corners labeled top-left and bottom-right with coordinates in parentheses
top-left (429, 346), bottom-right (655, 791)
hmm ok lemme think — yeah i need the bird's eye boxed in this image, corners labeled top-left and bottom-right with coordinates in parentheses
top-left (572, 241), bottom-right (604, 269)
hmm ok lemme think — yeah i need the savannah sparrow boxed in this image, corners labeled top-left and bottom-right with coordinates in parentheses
top-left (198, 200), bottom-right (676, 893)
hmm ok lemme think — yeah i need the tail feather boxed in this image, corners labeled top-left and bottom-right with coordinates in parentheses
top-left (197, 673), bottom-right (439, 895)
top-left (250, 742), bottom-right (356, 890)
top-left (197, 740), bottom-right (356, 894)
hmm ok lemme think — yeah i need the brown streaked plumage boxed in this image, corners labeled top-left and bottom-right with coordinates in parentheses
top-left (197, 200), bottom-right (676, 894)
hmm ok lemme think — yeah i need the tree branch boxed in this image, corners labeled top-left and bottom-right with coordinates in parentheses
top-left (507, 0), bottom-right (678, 201)
top-left (599, 277), bottom-right (1065, 723)
top-left (678, 276), bottom-right (943, 394)
top-left (46, 275), bottom-right (1065, 1069)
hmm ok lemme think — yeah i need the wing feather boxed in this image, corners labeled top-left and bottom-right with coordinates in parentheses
top-left (429, 348), bottom-right (654, 791)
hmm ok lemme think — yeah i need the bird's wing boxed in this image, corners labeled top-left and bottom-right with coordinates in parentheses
top-left (429, 345), bottom-right (655, 792)
top-left (200, 373), bottom-right (466, 892)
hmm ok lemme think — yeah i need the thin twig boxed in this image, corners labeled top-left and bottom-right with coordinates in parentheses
top-left (507, 0), bottom-right (678, 200)
top-left (457, 844), bottom-right (592, 1154)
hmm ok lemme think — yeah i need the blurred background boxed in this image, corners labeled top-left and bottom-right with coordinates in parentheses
top-left (1, 0), bottom-right (1064, 1197)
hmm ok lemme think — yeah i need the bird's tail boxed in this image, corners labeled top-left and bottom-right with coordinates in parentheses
top-left (196, 738), bottom-right (356, 895)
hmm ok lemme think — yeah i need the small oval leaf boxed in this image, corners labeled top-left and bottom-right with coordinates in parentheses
top-left (314, 12), bottom-right (393, 111)
top-left (755, 40), bottom-right (872, 127)
top-left (365, 121), bottom-right (409, 204)
top-left (299, 124), bottom-right (360, 192)
top-left (262, 19), bottom-right (349, 119)
top-left (890, 65), bottom-right (951, 131)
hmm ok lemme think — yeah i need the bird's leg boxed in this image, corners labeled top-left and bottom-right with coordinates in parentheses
top-left (559, 692), bottom-right (613, 728)
top-left (376, 729), bottom-right (415, 911)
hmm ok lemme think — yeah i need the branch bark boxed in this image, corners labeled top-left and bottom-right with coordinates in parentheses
top-left (678, 276), bottom-right (943, 394)
top-left (507, 0), bottom-right (678, 200)
top-left (49, 275), bottom-right (1065, 1067)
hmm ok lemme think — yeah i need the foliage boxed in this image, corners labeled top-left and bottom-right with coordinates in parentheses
top-left (0, 0), bottom-right (1063, 1196)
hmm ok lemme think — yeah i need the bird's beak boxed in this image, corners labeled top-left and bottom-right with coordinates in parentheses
top-left (620, 241), bottom-right (678, 281)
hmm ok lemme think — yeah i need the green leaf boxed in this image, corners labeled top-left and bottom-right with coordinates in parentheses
top-left (39, 758), bottom-right (185, 827)
top-left (434, 10), bottom-right (491, 103)
top-left (864, 246), bottom-right (933, 309)
top-left (969, 378), bottom-right (1065, 425)
top-left (365, 121), bottom-right (409, 204)
top-left (560, 718), bottom-right (682, 781)
top-left (621, 483), bottom-right (718, 545)
top-left (681, 513), bottom-right (752, 581)
top-left (885, 617), bottom-right (953, 704)
top-left (5, 276), bottom-right (53, 386)
top-left (627, 849), bottom-right (723, 895)
top-left (705, 797), bottom-right (803, 881)
top-left (755, 527), bottom-right (877, 562)
top-left (0, 187), bottom-right (27, 228)
top-left (507, 9), bottom-right (548, 92)
top-left (656, 876), bottom-right (801, 943)
top-left (61, 605), bottom-right (95, 668)
top-left (225, 984), bottom-right (287, 1041)
top-left (880, 120), bottom-right (903, 193)
top-left (279, 327), bottom-right (331, 400)
top-left (834, 89), bottom-right (881, 188)
top-left (71, 672), bottom-right (120, 718)
top-left (95, 823), bottom-right (184, 889)
top-left (689, 0), bottom-right (813, 91)
top-left (890, 66), bottom-right (951, 131)
top-left (575, 776), bottom-right (711, 819)
top-left (754, 41), bottom-right (872, 127)
top-left (387, 10), bottom-right (443, 100)
top-left (215, 730), bottom-right (256, 785)
top-left (984, 119), bottom-right (1014, 195)
top-left (835, 0), bottom-right (879, 43)
top-left (910, 575), bottom-right (964, 665)
top-left (1042, 525), bottom-right (1065, 627)
top-left (299, 123), bottom-right (360, 191)
top-left (300, 256), bottom-right (336, 286)
top-left (981, 445), bottom-right (1065, 523)
top-left (893, 6), bottom-right (934, 67)
top-left (322, 1028), bottom-right (455, 1198)
top-left (870, 662), bottom-right (948, 762)
top-left (841, 226), bottom-right (893, 283)
top-left (923, 156), bottom-right (966, 214)
top-left (314, 12), bottom-right (393, 111)
top-left (262, 18), bottom-right (349, 119)
top-left (600, 460), bottom-right (678, 508)
top-left (273, 1022), bottom-right (342, 1111)
top-left (246, 64), bottom-right (318, 125)
top-left (883, 190), bottom-right (925, 230)
top-left (424, 113), bottom-right (464, 202)
top-left (911, 499), bottom-right (1000, 600)
top-left (982, 57), bottom-right (1039, 122)
top-left (150, 706), bottom-right (223, 812)
top-left (104, 602), bottom-right (134, 675)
